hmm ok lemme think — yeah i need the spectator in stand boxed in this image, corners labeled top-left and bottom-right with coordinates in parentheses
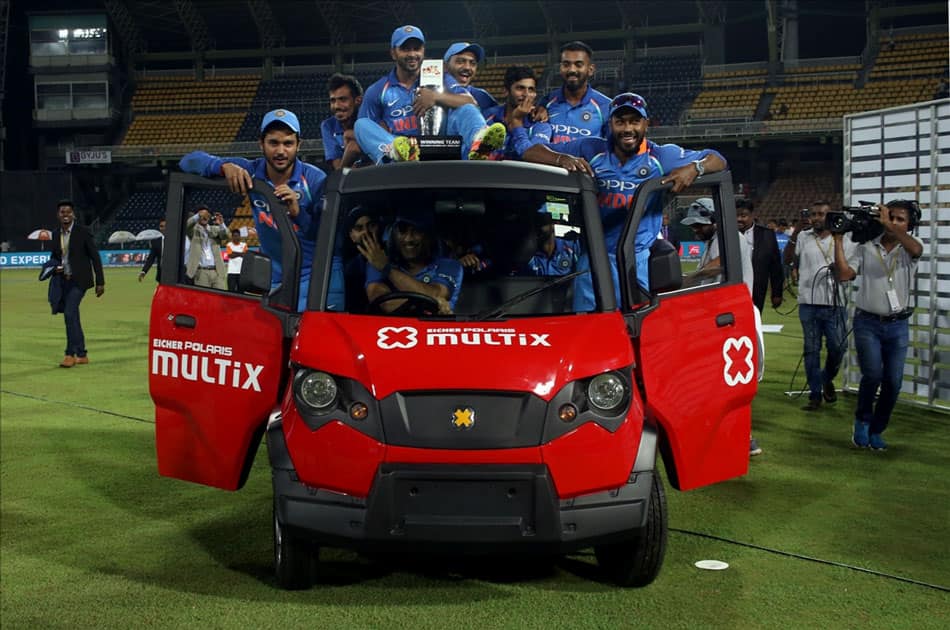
top-left (138, 218), bottom-right (165, 283)
top-left (784, 201), bottom-right (857, 411)
top-left (542, 41), bottom-right (611, 144)
top-left (225, 229), bottom-right (247, 292)
top-left (832, 200), bottom-right (922, 451)
top-left (321, 73), bottom-right (366, 170)
top-left (736, 198), bottom-right (784, 311)
top-left (50, 199), bottom-right (105, 368)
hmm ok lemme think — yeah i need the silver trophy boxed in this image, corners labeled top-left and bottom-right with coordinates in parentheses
top-left (418, 59), bottom-right (445, 135)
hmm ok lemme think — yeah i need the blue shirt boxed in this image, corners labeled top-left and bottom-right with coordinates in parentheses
top-left (543, 85), bottom-right (611, 144)
top-left (444, 75), bottom-right (498, 111)
top-left (365, 258), bottom-right (464, 308)
top-left (543, 135), bottom-right (726, 256)
top-left (359, 69), bottom-right (420, 136)
top-left (775, 231), bottom-right (790, 255)
top-left (482, 105), bottom-right (552, 160)
top-left (320, 116), bottom-right (346, 161)
top-left (525, 238), bottom-right (578, 276)
top-left (470, 86), bottom-right (499, 111)
top-left (178, 152), bottom-right (324, 289)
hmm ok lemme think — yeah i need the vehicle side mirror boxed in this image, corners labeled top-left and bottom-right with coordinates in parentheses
top-left (648, 238), bottom-right (683, 294)
top-left (238, 251), bottom-right (272, 295)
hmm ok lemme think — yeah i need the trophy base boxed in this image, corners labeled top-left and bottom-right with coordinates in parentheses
top-left (418, 135), bottom-right (462, 161)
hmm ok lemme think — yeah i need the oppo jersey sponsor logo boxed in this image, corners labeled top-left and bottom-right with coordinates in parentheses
top-left (551, 124), bottom-right (592, 136)
top-left (150, 338), bottom-right (263, 391)
top-left (376, 326), bottom-right (551, 350)
top-left (598, 178), bottom-right (639, 191)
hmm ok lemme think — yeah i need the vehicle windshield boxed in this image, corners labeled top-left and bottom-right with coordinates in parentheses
top-left (335, 187), bottom-right (593, 318)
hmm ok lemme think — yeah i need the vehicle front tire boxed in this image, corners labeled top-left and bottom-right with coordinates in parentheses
top-left (594, 471), bottom-right (668, 587)
top-left (273, 498), bottom-right (315, 590)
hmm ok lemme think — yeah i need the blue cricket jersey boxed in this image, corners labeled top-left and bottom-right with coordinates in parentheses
top-left (444, 74), bottom-right (498, 111)
top-left (525, 238), bottom-right (578, 276)
top-left (543, 85), bottom-right (611, 144)
top-left (178, 151), bottom-right (343, 310)
top-left (320, 116), bottom-right (346, 162)
top-left (482, 104), bottom-right (552, 160)
top-left (359, 69), bottom-right (420, 136)
top-left (365, 258), bottom-right (464, 309)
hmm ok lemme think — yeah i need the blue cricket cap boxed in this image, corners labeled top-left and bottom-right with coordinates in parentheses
top-left (260, 109), bottom-right (301, 134)
top-left (395, 213), bottom-right (434, 232)
top-left (392, 25), bottom-right (425, 48)
top-left (443, 42), bottom-right (484, 64)
top-left (608, 93), bottom-right (649, 119)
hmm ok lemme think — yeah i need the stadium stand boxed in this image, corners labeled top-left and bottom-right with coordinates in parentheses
top-left (756, 165), bottom-right (842, 225)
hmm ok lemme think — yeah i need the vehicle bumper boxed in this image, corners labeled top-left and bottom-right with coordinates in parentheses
top-left (269, 424), bottom-right (654, 553)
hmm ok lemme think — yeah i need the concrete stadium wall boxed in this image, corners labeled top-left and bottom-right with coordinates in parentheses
top-left (843, 98), bottom-right (950, 410)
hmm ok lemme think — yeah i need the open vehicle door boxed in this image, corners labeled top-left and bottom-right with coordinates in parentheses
top-left (618, 172), bottom-right (757, 491)
top-left (150, 174), bottom-right (299, 490)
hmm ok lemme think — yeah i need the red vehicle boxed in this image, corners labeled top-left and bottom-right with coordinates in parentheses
top-left (150, 162), bottom-right (758, 588)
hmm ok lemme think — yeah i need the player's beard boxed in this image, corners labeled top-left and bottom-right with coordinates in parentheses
top-left (614, 131), bottom-right (644, 157)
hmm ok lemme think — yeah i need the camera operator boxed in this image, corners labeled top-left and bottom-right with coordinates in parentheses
top-left (832, 200), bottom-right (923, 451)
top-left (784, 201), bottom-right (857, 411)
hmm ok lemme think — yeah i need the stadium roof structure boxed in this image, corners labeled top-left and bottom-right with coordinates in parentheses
top-left (48, 0), bottom-right (704, 56)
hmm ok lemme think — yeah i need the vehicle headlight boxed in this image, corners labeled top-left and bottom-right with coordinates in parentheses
top-left (296, 371), bottom-right (338, 411)
top-left (586, 372), bottom-right (627, 413)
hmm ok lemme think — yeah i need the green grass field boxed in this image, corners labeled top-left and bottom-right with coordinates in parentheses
top-left (2, 267), bottom-right (948, 628)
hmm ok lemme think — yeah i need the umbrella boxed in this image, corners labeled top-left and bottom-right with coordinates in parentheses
top-left (28, 228), bottom-right (53, 250)
top-left (108, 230), bottom-right (137, 245)
top-left (28, 229), bottom-right (52, 241)
top-left (135, 229), bottom-right (164, 241)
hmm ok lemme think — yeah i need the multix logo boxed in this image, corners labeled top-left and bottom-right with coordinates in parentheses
top-left (552, 125), bottom-right (591, 136)
top-left (376, 326), bottom-right (552, 349)
top-left (150, 339), bottom-right (263, 391)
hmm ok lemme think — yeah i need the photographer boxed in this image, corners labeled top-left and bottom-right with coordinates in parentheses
top-left (784, 201), bottom-right (857, 411)
top-left (832, 200), bottom-right (923, 451)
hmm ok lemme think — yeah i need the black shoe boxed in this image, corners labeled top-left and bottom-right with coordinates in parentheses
top-left (802, 398), bottom-right (822, 411)
top-left (823, 381), bottom-right (838, 403)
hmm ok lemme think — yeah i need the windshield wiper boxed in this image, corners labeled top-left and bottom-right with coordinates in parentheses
top-left (473, 270), bottom-right (589, 321)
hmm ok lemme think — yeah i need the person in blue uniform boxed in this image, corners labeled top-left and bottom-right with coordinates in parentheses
top-left (354, 25), bottom-right (506, 164)
top-left (523, 213), bottom-right (578, 276)
top-left (442, 41), bottom-right (498, 111)
top-left (482, 66), bottom-right (552, 160)
top-left (521, 92), bottom-right (727, 306)
top-left (179, 109), bottom-right (343, 311)
top-left (320, 73), bottom-right (365, 170)
top-left (359, 212), bottom-right (463, 315)
top-left (542, 41), bottom-right (611, 144)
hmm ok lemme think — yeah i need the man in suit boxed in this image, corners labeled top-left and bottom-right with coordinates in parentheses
top-left (185, 207), bottom-right (228, 289)
top-left (736, 198), bottom-right (784, 312)
top-left (50, 199), bottom-right (105, 368)
top-left (138, 219), bottom-right (165, 282)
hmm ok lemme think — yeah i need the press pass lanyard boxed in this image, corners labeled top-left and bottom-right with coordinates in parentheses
top-left (874, 243), bottom-right (901, 284)
top-left (875, 243), bottom-right (904, 313)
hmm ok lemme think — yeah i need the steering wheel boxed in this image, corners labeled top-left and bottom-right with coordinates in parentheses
top-left (368, 291), bottom-right (441, 316)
